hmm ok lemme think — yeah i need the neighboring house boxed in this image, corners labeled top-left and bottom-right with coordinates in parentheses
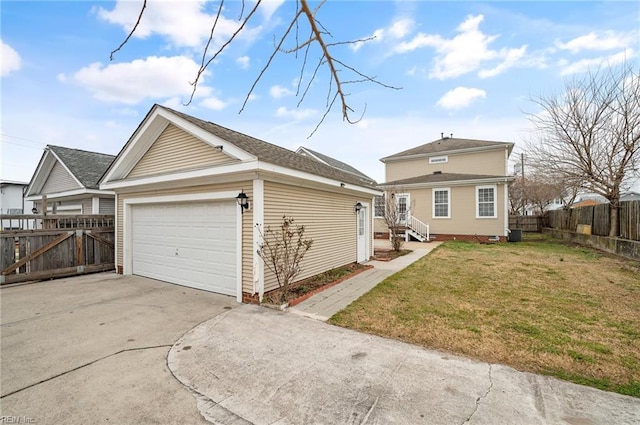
top-left (621, 191), bottom-right (640, 202)
top-left (0, 180), bottom-right (33, 229)
top-left (99, 104), bottom-right (380, 303)
top-left (25, 145), bottom-right (116, 214)
top-left (296, 146), bottom-right (376, 185)
top-left (522, 198), bottom-right (565, 216)
top-left (376, 135), bottom-right (515, 242)
top-left (570, 199), bottom-right (603, 209)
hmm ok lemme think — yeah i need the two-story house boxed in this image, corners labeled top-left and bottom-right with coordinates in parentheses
top-left (375, 135), bottom-right (515, 242)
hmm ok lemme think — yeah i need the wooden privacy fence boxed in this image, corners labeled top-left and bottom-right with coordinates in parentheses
top-left (546, 201), bottom-right (639, 241)
top-left (509, 215), bottom-right (547, 232)
top-left (0, 215), bottom-right (115, 285)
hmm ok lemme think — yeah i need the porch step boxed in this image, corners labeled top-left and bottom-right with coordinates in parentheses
top-left (406, 229), bottom-right (427, 242)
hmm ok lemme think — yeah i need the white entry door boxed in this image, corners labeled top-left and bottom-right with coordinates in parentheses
top-left (357, 206), bottom-right (368, 263)
top-left (131, 201), bottom-right (237, 295)
top-left (396, 194), bottom-right (409, 224)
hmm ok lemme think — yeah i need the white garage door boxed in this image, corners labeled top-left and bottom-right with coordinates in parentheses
top-left (131, 201), bottom-right (237, 295)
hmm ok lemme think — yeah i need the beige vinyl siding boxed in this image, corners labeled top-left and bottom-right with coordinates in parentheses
top-left (262, 181), bottom-right (365, 293)
top-left (407, 184), bottom-right (507, 236)
top-left (374, 217), bottom-right (388, 234)
top-left (81, 198), bottom-right (93, 214)
top-left (386, 149), bottom-right (507, 181)
top-left (127, 124), bottom-right (239, 178)
top-left (40, 161), bottom-right (81, 194)
top-left (115, 181), bottom-right (253, 292)
top-left (99, 197), bottom-right (115, 214)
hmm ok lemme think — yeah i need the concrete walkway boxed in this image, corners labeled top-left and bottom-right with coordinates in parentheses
top-left (289, 241), bottom-right (442, 321)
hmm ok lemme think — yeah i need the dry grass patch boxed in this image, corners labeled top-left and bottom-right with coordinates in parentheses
top-left (330, 234), bottom-right (640, 397)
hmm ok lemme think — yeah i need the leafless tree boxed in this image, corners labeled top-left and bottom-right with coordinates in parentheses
top-left (525, 174), bottom-right (565, 214)
top-left (110, 0), bottom-right (400, 136)
top-left (378, 188), bottom-right (411, 251)
top-left (525, 62), bottom-right (640, 236)
top-left (508, 178), bottom-right (525, 215)
top-left (256, 216), bottom-right (313, 303)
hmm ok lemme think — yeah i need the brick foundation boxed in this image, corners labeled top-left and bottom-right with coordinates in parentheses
top-left (117, 265), bottom-right (123, 274)
top-left (429, 234), bottom-right (507, 243)
top-left (242, 292), bottom-right (261, 304)
top-left (376, 232), bottom-right (507, 243)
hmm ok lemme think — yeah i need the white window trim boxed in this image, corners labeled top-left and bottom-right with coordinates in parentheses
top-left (429, 155), bottom-right (448, 164)
top-left (476, 185), bottom-right (497, 219)
top-left (432, 187), bottom-right (450, 219)
top-left (374, 195), bottom-right (385, 218)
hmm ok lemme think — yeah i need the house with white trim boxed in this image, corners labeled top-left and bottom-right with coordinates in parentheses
top-left (376, 135), bottom-right (515, 242)
top-left (25, 146), bottom-right (115, 215)
top-left (100, 104), bottom-right (380, 302)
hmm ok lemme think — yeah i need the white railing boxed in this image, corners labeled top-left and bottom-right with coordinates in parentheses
top-left (407, 215), bottom-right (430, 241)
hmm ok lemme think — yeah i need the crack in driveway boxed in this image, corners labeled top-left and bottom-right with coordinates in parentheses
top-left (461, 364), bottom-right (493, 425)
top-left (0, 344), bottom-right (172, 399)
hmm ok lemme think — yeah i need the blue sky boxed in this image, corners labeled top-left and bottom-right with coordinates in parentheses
top-left (2, 0), bottom-right (638, 185)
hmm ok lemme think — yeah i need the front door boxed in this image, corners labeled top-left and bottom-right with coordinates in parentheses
top-left (357, 206), bottom-right (368, 263)
top-left (396, 194), bottom-right (409, 224)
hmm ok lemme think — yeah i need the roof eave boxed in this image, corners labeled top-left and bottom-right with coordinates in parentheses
top-left (381, 143), bottom-right (515, 163)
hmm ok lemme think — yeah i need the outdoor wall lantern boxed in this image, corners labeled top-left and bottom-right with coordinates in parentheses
top-left (354, 202), bottom-right (363, 213)
top-left (236, 191), bottom-right (250, 213)
top-left (32, 207), bottom-right (38, 214)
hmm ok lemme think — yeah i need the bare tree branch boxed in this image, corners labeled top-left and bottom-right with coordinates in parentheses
top-left (525, 61), bottom-right (639, 236)
top-left (109, 0), bottom-right (147, 61)
top-left (109, 0), bottom-right (402, 133)
top-left (186, 0), bottom-right (263, 105)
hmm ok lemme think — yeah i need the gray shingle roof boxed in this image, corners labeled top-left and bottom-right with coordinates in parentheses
top-left (162, 106), bottom-right (377, 189)
top-left (381, 137), bottom-right (514, 161)
top-left (382, 172), bottom-right (509, 186)
top-left (297, 147), bottom-right (376, 184)
top-left (48, 145), bottom-right (115, 189)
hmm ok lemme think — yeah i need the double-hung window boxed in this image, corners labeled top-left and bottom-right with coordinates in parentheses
top-left (432, 188), bottom-right (450, 218)
top-left (476, 185), bottom-right (497, 218)
top-left (374, 195), bottom-right (385, 218)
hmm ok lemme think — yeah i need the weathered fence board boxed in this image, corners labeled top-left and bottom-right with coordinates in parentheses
top-left (546, 200), bottom-right (639, 241)
top-left (509, 215), bottom-right (546, 232)
top-left (0, 215), bottom-right (115, 285)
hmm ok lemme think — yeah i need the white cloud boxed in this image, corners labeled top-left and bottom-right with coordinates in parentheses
top-left (388, 18), bottom-right (414, 38)
top-left (270, 85), bottom-right (293, 98)
top-left (395, 14), bottom-right (528, 80)
top-left (275, 106), bottom-right (317, 120)
top-left (437, 87), bottom-right (486, 110)
top-left (556, 31), bottom-right (631, 54)
top-left (62, 56), bottom-right (208, 104)
top-left (351, 18), bottom-right (414, 52)
top-left (236, 56), bottom-right (250, 70)
top-left (97, 0), bottom-right (258, 48)
top-left (558, 49), bottom-right (634, 76)
top-left (479, 45), bottom-right (527, 78)
top-left (1, 40), bottom-right (22, 77)
top-left (259, 0), bottom-right (286, 21)
top-left (200, 96), bottom-right (227, 110)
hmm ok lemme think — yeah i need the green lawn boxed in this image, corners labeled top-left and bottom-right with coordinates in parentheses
top-left (329, 233), bottom-right (640, 397)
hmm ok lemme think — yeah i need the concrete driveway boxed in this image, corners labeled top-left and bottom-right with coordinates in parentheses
top-left (170, 306), bottom-right (640, 425)
top-left (0, 272), bottom-right (237, 424)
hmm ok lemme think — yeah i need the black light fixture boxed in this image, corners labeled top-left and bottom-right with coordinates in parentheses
top-left (32, 206), bottom-right (38, 214)
top-left (236, 191), bottom-right (249, 213)
top-left (354, 202), bottom-right (363, 213)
